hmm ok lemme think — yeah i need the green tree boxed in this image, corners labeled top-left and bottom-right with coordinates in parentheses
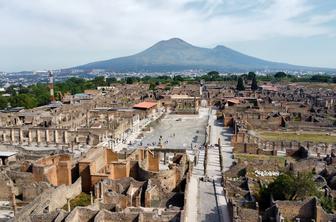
top-left (274, 72), bottom-right (287, 79)
top-left (320, 196), bottom-right (334, 213)
top-left (268, 173), bottom-right (296, 200)
top-left (10, 94), bottom-right (38, 108)
top-left (293, 172), bottom-right (319, 200)
top-left (310, 75), bottom-right (331, 83)
top-left (29, 84), bottom-right (50, 106)
top-left (92, 76), bottom-right (107, 87)
top-left (236, 77), bottom-right (245, 91)
top-left (5, 86), bottom-right (17, 96)
top-left (332, 76), bottom-right (336, 83)
top-left (251, 76), bottom-right (258, 91)
top-left (173, 75), bottom-right (184, 82)
top-left (149, 82), bottom-right (156, 90)
top-left (259, 172), bottom-right (319, 208)
top-left (0, 96), bottom-right (8, 109)
top-left (247, 72), bottom-right (256, 80)
top-left (106, 77), bottom-right (117, 85)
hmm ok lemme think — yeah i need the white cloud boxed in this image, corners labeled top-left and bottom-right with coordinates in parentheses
top-left (0, 0), bottom-right (335, 70)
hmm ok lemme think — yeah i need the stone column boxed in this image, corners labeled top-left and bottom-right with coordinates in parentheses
top-left (10, 128), bottom-right (15, 144)
top-left (54, 130), bottom-right (58, 144)
top-left (19, 128), bottom-right (23, 144)
top-left (2, 131), bottom-right (6, 143)
top-left (45, 129), bottom-right (50, 145)
top-left (67, 199), bottom-right (71, 212)
top-left (28, 130), bottom-right (32, 145)
top-left (36, 129), bottom-right (41, 145)
top-left (12, 190), bottom-right (17, 216)
top-left (163, 152), bottom-right (167, 165)
top-left (101, 182), bottom-right (104, 201)
top-left (281, 141), bottom-right (284, 151)
top-left (204, 144), bottom-right (208, 176)
top-left (86, 112), bottom-right (90, 127)
top-left (64, 131), bottom-right (68, 144)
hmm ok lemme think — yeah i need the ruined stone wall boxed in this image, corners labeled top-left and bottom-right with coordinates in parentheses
top-left (80, 148), bottom-right (106, 174)
top-left (141, 211), bottom-right (181, 222)
top-left (15, 177), bottom-right (82, 221)
top-left (32, 164), bottom-right (58, 185)
top-left (276, 200), bottom-right (314, 221)
top-left (146, 151), bottom-right (160, 172)
top-left (91, 174), bottom-right (108, 189)
top-left (145, 185), bottom-right (160, 207)
top-left (48, 177), bottom-right (82, 211)
top-left (232, 143), bottom-right (259, 154)
top-left (233, 132), bottom-right (336, 157)
top-left (56, 160), bottom-right (72, 185)
top-left (78, 161), bottom-right (92, 193)
top-left (0, 172), bottom-right (12, 200)
top-left (156, 168), bottom-right (178, 192)
top-left (109, 161), bottom-right (130, 180)
top-left (32, 154), bottom-right (72, 186)
top-left (129, 161), bottom-right (156, 181)
top-left (93, 210), bottom-right (139, 222)
top-left (105, 149), bottom-right (118, 163)
top-left (6, 170), bottom-right (48, 202)
top-left (247, 118), bottom-right (282, 129)
top-left (224, 116), bottom-right (234, 127)
top-left (103, 193), bottom-right (128, 209)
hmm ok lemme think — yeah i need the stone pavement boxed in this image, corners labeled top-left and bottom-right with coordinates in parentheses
top-left (185, 108), bottom-right (233, 222)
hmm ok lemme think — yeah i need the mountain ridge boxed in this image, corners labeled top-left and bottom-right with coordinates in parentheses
top-left (73, 38), bottom-right (335, 72)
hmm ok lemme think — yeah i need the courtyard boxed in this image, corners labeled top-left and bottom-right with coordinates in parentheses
top-left (134, 108), bottom-right (209, 149)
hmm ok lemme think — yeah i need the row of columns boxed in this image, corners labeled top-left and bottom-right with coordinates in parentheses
top-left (0, 128), bottom-right (70, 146)
top-left (241, 133), bottom-right (334, 155)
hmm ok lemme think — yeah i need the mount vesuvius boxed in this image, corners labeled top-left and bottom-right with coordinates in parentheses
top-left (74, 38), bottom-right (333, 72)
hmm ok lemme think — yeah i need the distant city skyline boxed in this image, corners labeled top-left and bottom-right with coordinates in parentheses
top-left (0, 0), bottom-right (336, 72)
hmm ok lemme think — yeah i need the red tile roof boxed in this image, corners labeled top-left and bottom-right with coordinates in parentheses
top-left (133, 102), bottom-right (157, 109)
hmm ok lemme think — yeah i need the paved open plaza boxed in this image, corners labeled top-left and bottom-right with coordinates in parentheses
top-left (135, 108), bottom-right (209, 149)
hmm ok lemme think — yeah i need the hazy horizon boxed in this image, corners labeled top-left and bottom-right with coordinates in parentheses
top-left (1, 0), bottom-right (336, 72)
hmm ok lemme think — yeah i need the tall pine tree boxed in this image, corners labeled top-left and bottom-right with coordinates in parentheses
top-left (251, 76), bottom-right (258, 91)
top-left (236, 77), bottom-right (245, 91)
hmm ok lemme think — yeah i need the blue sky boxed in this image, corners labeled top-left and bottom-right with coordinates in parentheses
top-left (0, 0), bottom-right (335, 71)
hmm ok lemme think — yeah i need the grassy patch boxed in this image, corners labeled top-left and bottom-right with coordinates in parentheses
top-left (234, 153), bottom-right (286, 163)
top-left (258, 131), bottom-right (336, 144)
top-left (62, 192), bottom-right (91, 211)
top-left (234, 153), bottom-right (287, 171)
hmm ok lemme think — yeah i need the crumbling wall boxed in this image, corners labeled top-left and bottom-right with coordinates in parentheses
top-left (63, 207), bottom-right (98, 222)
top-left (0, 172), bottom-right (13, 201)
top-left (146, 151), bottom-right (159, 172)
top-left (32, 154), bottom-right (72, 186)
top-left (14, 177), bottom-right (82, 221)
top-left (94, 210), bottom-right (139, 222)
top-left (108, 161), bottom-right (130, 179)
top-left (105, 149), bottom-right (118, 163)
